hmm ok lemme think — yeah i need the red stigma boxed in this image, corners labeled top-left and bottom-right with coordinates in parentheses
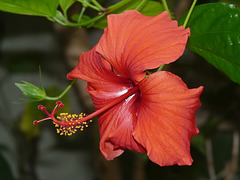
top-left (38, 105), bottom-right (44, 110)
top-left (33, 101), bottom-right (92, 136)
top-left (56, 101), bottom-right (62, 105)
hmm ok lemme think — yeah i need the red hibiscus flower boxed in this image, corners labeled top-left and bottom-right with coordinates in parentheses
top-left (35, 10), bottom-right (203, 166)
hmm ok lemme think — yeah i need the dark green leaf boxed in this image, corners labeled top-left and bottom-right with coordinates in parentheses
top-left (93, 0), bottom-right (164, 29)
top-left (0, 0), bottom-right (60, 17)
top-left (179, 3), bottom-right (240, 84)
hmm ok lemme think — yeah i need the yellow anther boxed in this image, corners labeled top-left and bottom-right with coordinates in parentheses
top-left (53, 111), bottom-right (91, 136)
top-left (60, 113), bottom-right (68, 115)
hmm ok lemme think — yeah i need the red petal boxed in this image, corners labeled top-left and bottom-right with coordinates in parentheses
top-left (133, 71), bottom-right (203, 166)
top-left (67, 46), bottom-right (131, 91)
top-left (67, 47), bottom-right (146, 159)
top-left (96, 10), bottom-right (190, 83)
top-left (88, 86), bottom-right (146, 160)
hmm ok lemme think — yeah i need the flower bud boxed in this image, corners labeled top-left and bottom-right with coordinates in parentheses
top-left (15, 81), bottom-right (46, 100)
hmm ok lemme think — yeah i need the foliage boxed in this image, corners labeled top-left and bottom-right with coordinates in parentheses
top-left (179, 3), bottom-right (240, 84)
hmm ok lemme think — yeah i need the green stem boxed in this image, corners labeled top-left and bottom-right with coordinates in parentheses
top-left (54, 13), bottom-right (105, 27)
top-left (146, 70), bottom-right (151, 75)
top-left (75, 13), bottom-right (105, 27)
top-left (183, 0), bottom-right (198, 28)
top-left (91, 0), bottom-right (104, 10)
top-left (162, 0), bottom-right (173, 19)
top-left (77, 0), bottom-right (101, 11)
top-left (45, 79), bottom-right (77, 100)
top-left (108, 0), bottom-right (130, 13)
top-left (157, 64), bottom-right (165, 72)
top-left (52, 16), bottom-right (67, 26)
top-left (135, 0), bottom-right (148, 11)
top-left (78, 6), bottom-right (86, 24)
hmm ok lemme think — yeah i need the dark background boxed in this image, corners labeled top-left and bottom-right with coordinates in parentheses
top-left (0, 0), bottom-right (240, 179)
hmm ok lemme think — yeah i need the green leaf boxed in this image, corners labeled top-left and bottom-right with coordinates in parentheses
top-left (60, 0), bottom-right (75, 13)
top-left (93, 0), bottom-right (164, 29)
top-left (15, 81), bottom-right (46, 100)
top-left (0, 0), bottom-right (60, 17)
top-left (179, 3), bottom-right (240, 84)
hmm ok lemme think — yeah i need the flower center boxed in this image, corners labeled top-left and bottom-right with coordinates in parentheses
top-left (34, 86), bottom-right (139, 136)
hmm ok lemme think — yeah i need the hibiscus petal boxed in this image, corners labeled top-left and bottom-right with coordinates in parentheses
top-left (96, 10), bottom-right (190, 83)
top-left (133, 71), bottom-right (203, 166)
top-left (90, 90), bottom-right (146, 160)
top-left (67, 46), bottom-right (146, 159)
top-left (67, 46), bottom-right (132, 92)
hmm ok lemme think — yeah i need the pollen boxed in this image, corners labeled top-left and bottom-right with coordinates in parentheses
top-left (34, 101), bottom-right (92, 136)
top-left (53, 112), bottom-right (92, 136)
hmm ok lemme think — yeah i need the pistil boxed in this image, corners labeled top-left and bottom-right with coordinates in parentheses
top-left (34, 86), bottom-right (139, 135)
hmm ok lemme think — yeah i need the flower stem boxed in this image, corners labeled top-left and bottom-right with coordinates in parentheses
top-left (45, 79), bottom-right (77, 100)
top-left (77, 0), bottom-right (101, 11)
top-left (161, 0), bottom-right (172, 18)
top-left (183, 0), bottom-right (198, 28)
top-left (78, 6), bottom-right (86, 24)
top-left (135, 0), bottom-right (148, 11)
top-left (91, 0), bottom-right (104, 10)
top-left (157, 64), bottom-right (165, 72)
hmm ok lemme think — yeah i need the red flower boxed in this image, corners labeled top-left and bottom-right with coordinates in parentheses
top-left (35, 10), bottom-right (203, 166)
